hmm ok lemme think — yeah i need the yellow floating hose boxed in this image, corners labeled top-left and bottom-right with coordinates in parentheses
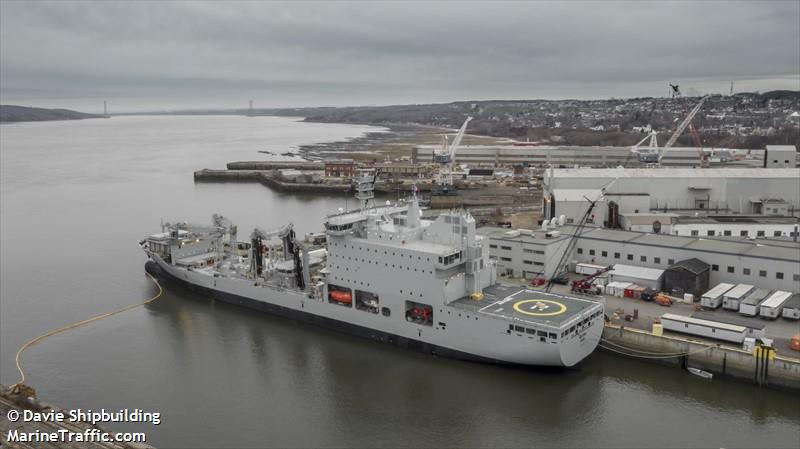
top-left (12, 273), bottom-right (163, 389)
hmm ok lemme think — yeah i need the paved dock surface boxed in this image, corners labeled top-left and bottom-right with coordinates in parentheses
top-left (510, 275), bottom-right (800, 357)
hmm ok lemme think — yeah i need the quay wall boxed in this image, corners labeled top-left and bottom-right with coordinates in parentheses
top-left (602, 324), bottom-right (800, 391)
top-left (193, 169), bottom-right (351, 193)
top-left (227, 161), bottom-right (324, 170)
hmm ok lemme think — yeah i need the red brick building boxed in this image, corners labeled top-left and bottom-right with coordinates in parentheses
top-left (324, 159), bottom-right (356, 177)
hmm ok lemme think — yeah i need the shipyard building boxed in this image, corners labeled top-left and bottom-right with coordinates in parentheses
top-left (478, 225), bottom-right (800, 293)
top-left (541, 167), bottom-right (800, 227)
top-left (413, 144), bottom-right (761, 168)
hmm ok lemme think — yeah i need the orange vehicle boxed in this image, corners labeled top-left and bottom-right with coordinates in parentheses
top-left (655, 293), bottom-right (672, 307)
top-left (791, 334), bottom-right (800, 352)
top-left (330, 290), bottom-right (352, 304)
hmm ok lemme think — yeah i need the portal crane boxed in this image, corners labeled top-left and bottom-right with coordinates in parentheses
top-left (433, 116), bottom-right (472, 195)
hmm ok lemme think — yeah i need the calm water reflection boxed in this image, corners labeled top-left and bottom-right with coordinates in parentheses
top-left (1, 116), bottom-right (797, 448)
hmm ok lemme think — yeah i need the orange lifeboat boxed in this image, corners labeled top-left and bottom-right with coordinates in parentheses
top-left (330, 290), bottom-right (352, 304)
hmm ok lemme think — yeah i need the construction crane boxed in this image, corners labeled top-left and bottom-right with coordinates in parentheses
top-left (626, 130), bottom-right (660, 166)
top-left (544, 177), bottom-right (618, 293)
top-left (544, 195), bottom-right (602, 293)
top-left (432, 116), bottom-right (472, 196)
top-left (664, 85), bottom-right (709, 167)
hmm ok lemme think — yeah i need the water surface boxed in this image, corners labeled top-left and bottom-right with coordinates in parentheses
top-left (1, 116), bottom-right (798, 448)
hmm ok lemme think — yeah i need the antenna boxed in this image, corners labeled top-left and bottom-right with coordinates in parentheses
top-left (103, 101), bottom-right (109, 118)
top-left (730, 81), bottom-right (734, 96)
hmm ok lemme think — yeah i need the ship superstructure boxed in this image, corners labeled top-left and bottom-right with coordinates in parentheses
top-left (142, 171), bottom-right (603, 366)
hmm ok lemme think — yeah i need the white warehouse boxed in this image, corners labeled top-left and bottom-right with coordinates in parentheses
top-left (542, 167), bottom-right (800, 226)
top-left (479, 225), bottom-right (800, 293)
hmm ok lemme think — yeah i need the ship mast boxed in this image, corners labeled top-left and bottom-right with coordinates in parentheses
top-left (354, 168), bottom-right (376, 210)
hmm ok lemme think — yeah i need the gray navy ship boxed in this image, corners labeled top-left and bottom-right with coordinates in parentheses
top-left (142, 170), bottom-right (603, 366)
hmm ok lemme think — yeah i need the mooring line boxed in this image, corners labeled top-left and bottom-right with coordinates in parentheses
top-left (12, 273), bottom-right (163, 388)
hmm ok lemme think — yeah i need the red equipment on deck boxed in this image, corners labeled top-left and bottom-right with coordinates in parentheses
top-left (571, 267), bottom-right (610, 294)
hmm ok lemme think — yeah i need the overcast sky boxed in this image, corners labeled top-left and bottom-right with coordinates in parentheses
top-left (1, 1), bottom-right (798, 112)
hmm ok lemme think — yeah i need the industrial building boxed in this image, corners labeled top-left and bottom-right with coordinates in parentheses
top-left (414, 144), bottom-right (752, 168)
top-left (324, 159), bottom-right (356, 177)
top-left (663, 258), bottom-right (710, 298)
top-left (617, 213), bottom-right (799, 238)
top-left (542, 167), bottom-right (800, 225)
top-left (608, 264), bottom-right (664, 290)
top-left (764, 145), bottom-right (798, 168)
top-left (478, 224), bottom-right (800, 293)
top-left (373, 162), bottom-right (433, 179)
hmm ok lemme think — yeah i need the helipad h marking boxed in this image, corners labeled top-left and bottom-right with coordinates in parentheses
top-left (513, 299), bottom-right (567, 317)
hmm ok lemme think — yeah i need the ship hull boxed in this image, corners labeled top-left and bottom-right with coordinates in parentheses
top-left (145, 260), bottom-right (506, 364)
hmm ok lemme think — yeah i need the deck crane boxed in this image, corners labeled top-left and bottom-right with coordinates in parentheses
top-left (664, 85), bottom-right (709, 167)
top-left (250, 223), bottom-right (304, 288)
top-left (432, 116), bottom-right (472, 196)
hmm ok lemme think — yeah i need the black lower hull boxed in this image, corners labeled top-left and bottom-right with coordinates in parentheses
top-left (145, 260), bottom-right (505, 365)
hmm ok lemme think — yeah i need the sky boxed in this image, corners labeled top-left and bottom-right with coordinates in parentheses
top-left (1, 1), bottom-right (799, 113)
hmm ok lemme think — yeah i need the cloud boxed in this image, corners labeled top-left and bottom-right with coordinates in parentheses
top-left (1, 1), bottom-right (798, 111)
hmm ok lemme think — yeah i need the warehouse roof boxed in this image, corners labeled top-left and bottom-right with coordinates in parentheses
top-left (479, 222), bottom-right (800, 262)
top-left (477, 226), bottom-right (572, 244)
top-left (690, 311), bottom-right (766, 330)
top-left (765, 145), bottom-right (797, 152)
top-left (582, 228), bottom-right (642, 242)
top-left (551, 167), bottom-right (800, 178)
top-left (673, 215), bottom-right (800, 225)
top-left (551, 188), bottom-right (604, 202)
top-left (619, 213), bottom-right (678, 225)
top-left (610, 264), bottom-right (664, 281)
top-left (630, 233), bottom-right (695, 247)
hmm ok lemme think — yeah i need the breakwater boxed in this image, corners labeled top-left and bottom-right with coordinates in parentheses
top-left (193, 169), bottom-right (352, 193)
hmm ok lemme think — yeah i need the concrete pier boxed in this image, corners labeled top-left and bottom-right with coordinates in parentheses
top-left (193, 169), bottom-right (352, 193)
top-left (226, 161), bottom-right (324, 170)
top-left (601, 324), bottom-right (800, 391)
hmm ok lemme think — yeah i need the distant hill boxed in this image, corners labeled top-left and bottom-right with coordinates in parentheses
top-left (0, 105), bottom-right (103, 123)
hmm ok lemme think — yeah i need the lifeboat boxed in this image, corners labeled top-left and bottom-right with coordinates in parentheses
top-left (330, 290), bottom-right (352, 304)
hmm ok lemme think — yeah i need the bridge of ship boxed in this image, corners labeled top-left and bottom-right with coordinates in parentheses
top-left (451, 284), bottom-right (599, 328)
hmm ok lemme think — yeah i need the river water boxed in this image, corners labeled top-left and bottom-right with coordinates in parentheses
top-left (1, 116), bottom-right (798, 448)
